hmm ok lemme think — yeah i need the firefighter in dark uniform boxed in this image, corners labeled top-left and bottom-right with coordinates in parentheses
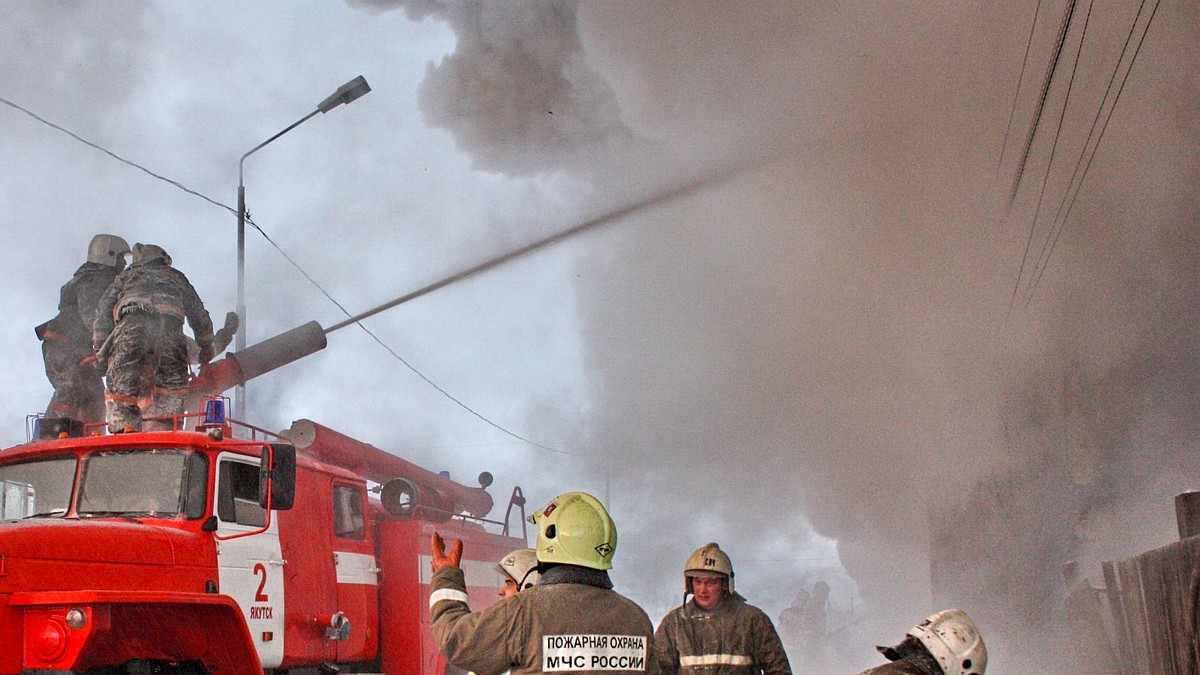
top-left (92, 243), bottom-right (214, 432)
top-left (651, 542), bottom-right (792, 674)
top-left (857, 609), bottom-right (987, 675)
top-left (429, 491), bottom-right (657, 674)
top-left (37, 234), bottom-right (130, 423)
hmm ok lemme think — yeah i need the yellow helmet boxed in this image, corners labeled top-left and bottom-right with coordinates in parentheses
top-left (684, 542), bottom-right (735, 595)
top-left (527, 492), bottom-right (617, 570)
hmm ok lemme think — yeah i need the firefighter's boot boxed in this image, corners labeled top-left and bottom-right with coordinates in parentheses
top-left (105, 396), bottom-right (142, 433)
top-left (143, 391), bottom-right (187, 431)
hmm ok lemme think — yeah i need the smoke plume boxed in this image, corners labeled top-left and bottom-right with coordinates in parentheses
top-left (360, 2), bottom-right (1200, 671)
top-left (3, 1), bottom-right (1193, 672)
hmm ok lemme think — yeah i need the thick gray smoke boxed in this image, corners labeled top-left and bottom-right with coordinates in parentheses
top-left (2, 1), bottom-right (1193, 672)
top-left (351, 0), bottom-right (644, 174)
top-left (357, 1), bottom-right (1200, 672)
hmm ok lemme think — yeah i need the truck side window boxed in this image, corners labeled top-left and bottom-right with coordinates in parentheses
top-left (333, 484), bottom-right (365, 540)
top-left (0, 457), bottom-right (74, 519)
top-left (217, 460), bottom-right (266, 527)
top-left (183, 453), bottom-right (209, 520)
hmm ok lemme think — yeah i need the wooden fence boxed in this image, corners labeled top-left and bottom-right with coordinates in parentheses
top-left (1075, 494), bottom-right (1200, 674)
top-left (1106, 536), bottom-right (1200, 674)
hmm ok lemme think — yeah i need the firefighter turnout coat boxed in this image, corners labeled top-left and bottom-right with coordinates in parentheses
top-left (430, 564), bottom-right (657, 674)
top-left (93, 257), bottom-right (213, 428)
top-left (651, 594), bottom-right (791, 674)
top-left (38, 262), bottom-right (120, 421)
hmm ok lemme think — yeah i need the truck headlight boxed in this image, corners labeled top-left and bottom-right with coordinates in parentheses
top-left (65, 608), bottom-right (87, 630)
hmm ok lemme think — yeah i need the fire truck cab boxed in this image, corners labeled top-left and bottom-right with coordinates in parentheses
top-left (0, 412), bottom-right (524, 674)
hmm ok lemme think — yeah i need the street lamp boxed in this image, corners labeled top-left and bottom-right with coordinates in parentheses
top-left (235, 75), bottom-right (371, 422)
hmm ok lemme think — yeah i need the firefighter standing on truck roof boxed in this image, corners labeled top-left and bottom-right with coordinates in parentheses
top-left (36, 234), bottom-right (130, 424)
top-left (92, 243), bottom-right (214, 432)
top-left (651, 542), bottom-right (792, 674)
top-left (429, 491), bottom-right (658, 674)
top-left (856, 609), bottom-right (986, 675)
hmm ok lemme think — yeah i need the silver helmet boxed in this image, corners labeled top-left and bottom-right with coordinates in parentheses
top-left (87, 234), bottom-right (131, 268)
top-left (131, 243), bottom-right (171, 266)
top-left (496, 548), bottom-right (540, 590)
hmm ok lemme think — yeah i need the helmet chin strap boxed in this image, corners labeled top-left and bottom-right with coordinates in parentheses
top-left (517, 567), bottom-right (537, 590)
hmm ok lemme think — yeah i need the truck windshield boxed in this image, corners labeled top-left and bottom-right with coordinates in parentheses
top-left (78, 450), bottom-right (194, 517)
top-left (0, 456), bottom-right (76, 519)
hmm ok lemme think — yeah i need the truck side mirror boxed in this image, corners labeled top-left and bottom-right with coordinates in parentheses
top-left (259, 444), bottom-right (296, 511)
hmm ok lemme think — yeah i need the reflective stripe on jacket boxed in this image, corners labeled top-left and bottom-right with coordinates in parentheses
top-left (651, 595), bottom-right (791, 675)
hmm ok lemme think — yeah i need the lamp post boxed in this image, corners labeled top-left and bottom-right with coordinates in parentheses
top-left (235, 75), bottom-right (371, 422)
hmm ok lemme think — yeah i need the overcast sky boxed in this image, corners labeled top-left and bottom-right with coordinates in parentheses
top-left (2, 2), bottom-right (1197, 672)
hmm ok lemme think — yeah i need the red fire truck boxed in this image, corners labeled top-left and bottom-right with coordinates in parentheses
top-left (0, 322), bottom-right (527, 674)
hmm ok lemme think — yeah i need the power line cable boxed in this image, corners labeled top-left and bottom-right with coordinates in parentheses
top-left (997, 0), bottom-right (1046, 178)
top-left (0, 95), bottom-right (571, 453)
top-left (1046, 0), bottom-right (1152, 239)
top-left (1020, 0), bottom-right (1096, 308)
top-left (1025, 0), bottom-right (1161, 301)
top-left (238, 206), bottom-right (579, 456)
top-left (1006, 0), bottom-right (1080, 319)
top-left (0, 96), bottom-right (232, 214)
top-left (1057, 0), bottom-right (1162, 228)
top-left (1006, 0), bottom-right (1079, 210)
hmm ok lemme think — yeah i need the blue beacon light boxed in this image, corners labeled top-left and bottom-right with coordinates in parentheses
top-left (204, 399), bottom-right (227, 425)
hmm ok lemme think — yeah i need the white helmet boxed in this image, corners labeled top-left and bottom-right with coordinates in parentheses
top-left (87, 234), bottom-right (131, 267)
top-left (908, 609), bottom-right (987, 675)
top-left (496, 548), bottom-right (540, 590)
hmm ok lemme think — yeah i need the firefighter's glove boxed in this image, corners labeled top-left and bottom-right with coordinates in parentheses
top-left (93, 334), bottom-right (112, 365)
top-left (431, 531), bottom-right (463, 572)
top-left (197, 343), bottom-right (216, 365)
top-left (91, 343), bottom-right (108, 371)
top-left (213, 311), bottom-right (240, 353)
